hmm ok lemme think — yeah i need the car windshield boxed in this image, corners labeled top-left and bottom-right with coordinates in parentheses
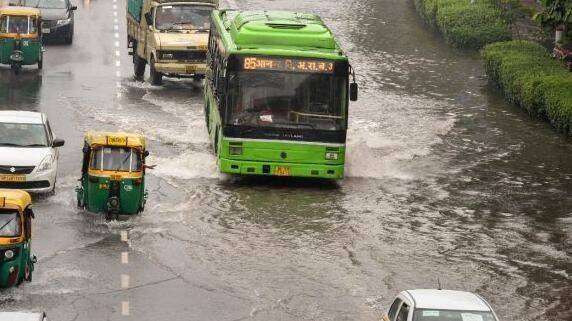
top-left (0, 211), bottom-right (21, 238)
top-left (24, 0), bottom-right (67, 9)
top-left (227, 71), bottom-right (347, 131)
top-left (0, 15), bottom-right (38, 34)
top-left (0, 123), bottom-right (48, 147)
top-left (90, 147), bottom-right (142, 172)
top-left (414, 309), bottom-right (497, 321)
top-left (155, 5), bottom-right (212, 31)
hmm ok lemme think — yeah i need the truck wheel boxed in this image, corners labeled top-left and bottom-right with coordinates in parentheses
top-left (134, 54), bottom-right (146, 80)
top-left (149, 57), bottom-right (162, 86)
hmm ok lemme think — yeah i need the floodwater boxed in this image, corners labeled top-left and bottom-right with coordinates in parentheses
top-left (0, 0), bottom-right (570, 320)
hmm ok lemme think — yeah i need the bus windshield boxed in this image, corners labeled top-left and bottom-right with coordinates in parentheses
top-left (0, 15), bottom-right (38, 34)
top-left (0, 211), bottom-right (21, 238)
top-left (413, 309), bottom-right (497, 321)
top-left (227, 72), bottom-right (347, 131)
top-left (155, 5), bottom-right (212, 31)
top-left (90, 147), bottom-right (142, 172)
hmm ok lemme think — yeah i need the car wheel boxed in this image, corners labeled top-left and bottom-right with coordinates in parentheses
top-left (66, 31), bottom-right (73, 45)
top-left (149, 57), bottom-right (162, 86)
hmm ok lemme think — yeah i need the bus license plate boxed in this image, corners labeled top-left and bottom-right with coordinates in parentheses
top-left (0, 175), bottom-right (25, 182)
top-left (275, 166), bottom-right (290, 176)
top-left (186, 65), bottom-right (197, 73)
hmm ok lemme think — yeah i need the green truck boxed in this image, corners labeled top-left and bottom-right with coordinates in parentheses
top-left (205, 10), bottom-right (358, 179)
top-left (127, 0), bottom-right (218, 85)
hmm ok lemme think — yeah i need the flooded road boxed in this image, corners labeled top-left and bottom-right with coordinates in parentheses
top-left (0, 0), bottom-right (570, 320)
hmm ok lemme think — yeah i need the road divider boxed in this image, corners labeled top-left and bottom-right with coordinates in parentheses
top-left (482, 40), bottom-right (572, 135)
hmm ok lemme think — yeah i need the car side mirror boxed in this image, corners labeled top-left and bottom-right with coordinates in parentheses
top-left (145, 12), bottom-right (153, 26)
top-left (70, 5), bottom-right (77, 10)
top-left (52, 138), bottom-right (65, 147)
top-left (350, 82), bottom-right (358, 101)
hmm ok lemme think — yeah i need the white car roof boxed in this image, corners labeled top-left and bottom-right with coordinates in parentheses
top-left (0, 111), bottom-right (44, 124)
top-left (0, 312), bottom-right (45, 321)
top-left (404, 289), bottom-right (491, 312)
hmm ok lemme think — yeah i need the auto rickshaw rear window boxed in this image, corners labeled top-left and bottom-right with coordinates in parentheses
top-left (0, 210), bottom-right (21, 238)
top-left (90, 147), bottom-right (142, 172)
top-left (0, 15), bottom-right (38, 34)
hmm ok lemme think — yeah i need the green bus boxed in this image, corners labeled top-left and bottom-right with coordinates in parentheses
top-left (204, 10), bottom-right (358, 179)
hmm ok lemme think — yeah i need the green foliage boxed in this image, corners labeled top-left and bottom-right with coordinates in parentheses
top-left (414, 0), bottom-right (512, 49)
top-left (482, 40), bottom-right (572, 134)
top-left (534, 0), bottom-right (572, 29)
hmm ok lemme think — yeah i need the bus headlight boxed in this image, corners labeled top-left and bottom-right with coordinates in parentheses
top-left (325, 152), bottom-right (339, 160)
top-left (4, 250), bottom-right (14, 259)
top-left (229, 146), bottom-right (243, 155)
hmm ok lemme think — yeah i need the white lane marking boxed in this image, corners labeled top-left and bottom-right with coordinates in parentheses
top-left (114, 11), bottom-right (117, 17)
top-left (121, 252), bottom-right (129, 264)
top-left (122, 301), bottom-right (130, 316)
top-left (114, 25), bottom-right (119, 31)
top-left (114, 32), bottom-right (119, 39)
top-left (116, 60), bottom-right (121, 67)
top-left (115, 41), bottom-right (120, 47)
top-left (116, 81), bottom-right (122, 88)
top-left (112, 4), bottom-right (117, 9)
top-left (114, 18), bottom-right (118, 23)
top-left (115, 50), bottom-right (121, 57)
top-left (121, 274), bottom-right (130, 289)
top-left (116, 71), bottom-right (121, 77)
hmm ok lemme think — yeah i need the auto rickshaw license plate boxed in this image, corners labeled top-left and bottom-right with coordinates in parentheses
top-left (186, 65), bottom-right (197, 73)
top-left (275, 166), bottom-right (291, 176)
top-left (0, 175), bottom-right (25, 182)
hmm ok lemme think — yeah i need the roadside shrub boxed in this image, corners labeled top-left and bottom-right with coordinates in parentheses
top-left (415, 0), bottom-right (511, 49)
top-left (482, 40), bottom-right (572, 134)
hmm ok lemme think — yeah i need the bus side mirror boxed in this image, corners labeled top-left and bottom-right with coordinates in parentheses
top-left (350, 83), bottom-right (358, 101)
top-left (144, 12), bottom-right (153, 26)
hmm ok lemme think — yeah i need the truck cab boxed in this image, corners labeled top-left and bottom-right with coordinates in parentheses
top-left (127, 0), bottom-right (218, 85)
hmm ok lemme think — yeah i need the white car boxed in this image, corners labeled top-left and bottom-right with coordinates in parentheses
top-left (0, 312), bottom-right (48, 321)
top-left (383, 289), bottom-right (499, 321)
top-left (0, 111), bottom-right (64, 194)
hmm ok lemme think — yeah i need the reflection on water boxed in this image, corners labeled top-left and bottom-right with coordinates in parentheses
top-left (0, 69), bottom-right (43, 110)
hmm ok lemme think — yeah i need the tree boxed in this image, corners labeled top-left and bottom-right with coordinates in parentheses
top-left (534, 0), bottom-right (572, 46)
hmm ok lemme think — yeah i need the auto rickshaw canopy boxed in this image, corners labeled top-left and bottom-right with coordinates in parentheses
top-left (0, 189), bottom-right (32, 212)
top-left (0, 6), bottom-right (41, 17)
top-left (84, 132), bottom-right (146, 150)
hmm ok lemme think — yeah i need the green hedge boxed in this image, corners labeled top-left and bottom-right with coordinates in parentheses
top-left (414, 0), bottom-right (511, 49)
top-left (482, 40), bottom-right (572, 134)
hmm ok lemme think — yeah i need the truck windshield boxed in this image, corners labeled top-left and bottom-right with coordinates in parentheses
top-left (90, 147), bottom-right (142, 172)
top-left (413, 309), bottom-right (497, 321)
top-left (0, 211), bottom-right (21, 238)
top-left (0, 15), bottom-right (38, 34)
top-left (227, 72), bottom-right (348, 131)
top-left (155, 5), bottom-right (212, 31)
top-left (24, 0), bottom-right (67, 9)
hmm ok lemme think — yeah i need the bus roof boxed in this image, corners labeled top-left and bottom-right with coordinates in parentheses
top-left (0, 189), bottom-right (32, 211)
top-left (0, 6), bottom-right (41, 16)
top-left (84, 132), bottom-right (146, 149)
top-left (214, 10), bottom-right (347, 60)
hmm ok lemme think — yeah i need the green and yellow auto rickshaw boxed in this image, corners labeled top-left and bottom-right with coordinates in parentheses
top-left (0, 6), bottom-right (43, 74)
top-left (0, 189), bottom-right (35, 288)
top-left (76, 132), bottom-right (149, 218)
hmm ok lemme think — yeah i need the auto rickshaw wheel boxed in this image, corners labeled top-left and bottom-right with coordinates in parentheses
top-left (150, 57), bottom-right (162, 86)
top-left (11, 63), bottom-right (21, 75)
top-left (24, 262), bottom-right (32, 282)
top-left (38, 55), bottom-right (43, 70)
